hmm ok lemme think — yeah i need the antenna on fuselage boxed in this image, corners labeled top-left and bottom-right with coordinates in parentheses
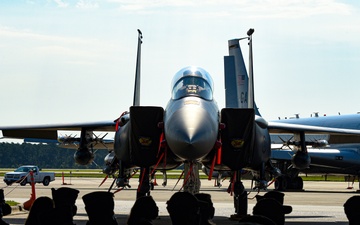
top-left (133, 29), bottom-right (143, 106)
top-left (247, 28), bottom-right (255, 109)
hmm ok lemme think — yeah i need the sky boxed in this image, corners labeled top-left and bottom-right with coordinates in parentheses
top-left (1, 0), bottom-right (360, 129)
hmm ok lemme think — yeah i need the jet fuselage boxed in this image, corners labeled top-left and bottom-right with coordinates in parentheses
top-left (164, 66), bottom-right (219, 162)
top-left (164, 96), bottom-right (219, 161)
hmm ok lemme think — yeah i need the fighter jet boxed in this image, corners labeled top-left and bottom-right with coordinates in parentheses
top-left (2, 29), bottom-right (360, 217)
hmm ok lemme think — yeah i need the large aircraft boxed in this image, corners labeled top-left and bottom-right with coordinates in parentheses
top-left (270, 114), bottom-right (360, 191)
top-left (2, 29), bottom-right (360, 217)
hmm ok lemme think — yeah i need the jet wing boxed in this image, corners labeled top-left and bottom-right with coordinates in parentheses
top-left (0, 121), bottom-right (116, 140)
top-left (268, 121), bottom-right (360, 135)
top-left (22, 137), bottom-right (114, 149)
top-left (271, 148), bottom-right (293, 160)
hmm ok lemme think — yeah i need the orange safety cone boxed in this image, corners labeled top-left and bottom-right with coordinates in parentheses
top-left (62, 172), bottom-right (67, 185)
top-left (23, 171), bottom-right (36, 210)
top-left (153, 174), bottom-right (158, 186)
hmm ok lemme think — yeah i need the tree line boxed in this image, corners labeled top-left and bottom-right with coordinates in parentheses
top-left (0, 142), bottom-right (108, 169)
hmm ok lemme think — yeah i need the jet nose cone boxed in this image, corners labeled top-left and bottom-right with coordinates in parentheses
top-left (165, 106), bottom-right (218, 161)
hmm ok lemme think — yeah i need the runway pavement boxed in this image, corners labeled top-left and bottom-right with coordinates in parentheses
top-left (1, 177), bottom-right (359, 224)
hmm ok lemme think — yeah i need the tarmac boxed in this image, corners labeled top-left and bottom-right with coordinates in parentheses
top-left (1, 176), bottom-right (359, 224)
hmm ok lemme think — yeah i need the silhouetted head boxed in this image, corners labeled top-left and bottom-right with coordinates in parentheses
top-left (0, 189), bottom-right (11, 217)
top-left (238, 223), bottom-right (262, 225)
top-left (344, 195), bottom-right (360, 224)
top-left (239, 215), bottom-right (277, 225)
top-left (167, 192), bottom-right (200, 225)
top-left (255, 191), bottom-right (292, 214)
top-left (194, 193), bottom-right (215, 224)
top-left (253, 198), bottom-right (285, 225)
top-left (0, 189), bottom-right (4, 202)
top-left (51, 187), bottom-right (79, 207)
top-left (263, 191), bottom-right (284, 204)
top-left (129, 196), bottom-right (158, 221)
top-left (25, 197), bottom-right (54, 225)
top-left (83, 191), bottom-right (115, 211)
top-left (83, 191), bottom-right (118, 225)
top-left (51, 187), bottom-right (79, 217)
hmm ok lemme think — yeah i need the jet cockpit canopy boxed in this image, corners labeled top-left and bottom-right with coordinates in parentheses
top-left (171, 66), bottom-right (214, 100)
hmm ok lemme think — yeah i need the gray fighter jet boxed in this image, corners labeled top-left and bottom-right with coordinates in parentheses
top-left (2, 29), bottom-right (360, 217)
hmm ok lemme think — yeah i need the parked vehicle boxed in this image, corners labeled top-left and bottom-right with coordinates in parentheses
top-left (3, 165), bottom-right (55, 186)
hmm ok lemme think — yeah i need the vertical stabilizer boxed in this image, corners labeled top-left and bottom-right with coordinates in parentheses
top-left (224, 29), bottom-right (259, 115)
top-left (133, 29), bottom-right (143, 106)
top-left (224, 39), bottom-right (249, 108)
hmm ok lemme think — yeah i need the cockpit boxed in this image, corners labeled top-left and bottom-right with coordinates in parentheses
top-left (171, 66), bottom-right (214, 100)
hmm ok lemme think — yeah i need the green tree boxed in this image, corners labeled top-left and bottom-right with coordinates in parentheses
top-left (0, 143), bottom-right (108, 169)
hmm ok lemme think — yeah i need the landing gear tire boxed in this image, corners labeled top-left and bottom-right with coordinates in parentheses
top-left (275, 176), bottom-right (289, 191)
top-left (292, 176), bottom-right (303, 190)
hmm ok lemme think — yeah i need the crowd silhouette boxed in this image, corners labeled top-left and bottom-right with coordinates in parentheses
top-left (1, 187), bottom-right (360, 225)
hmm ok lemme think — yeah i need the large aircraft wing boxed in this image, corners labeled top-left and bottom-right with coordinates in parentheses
top-left (0, 120), bottom-right (116, 140)
top-left (22, 137), bottom-right (114, 149)
top-left (267, 121), bottom-right (360, 135)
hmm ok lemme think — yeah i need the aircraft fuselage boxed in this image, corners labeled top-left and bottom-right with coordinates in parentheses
top-left (164, 96), bottom-right (219, 161)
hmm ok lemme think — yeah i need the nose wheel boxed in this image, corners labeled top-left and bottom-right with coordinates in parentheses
top-left (182, 162), bottom-right (201, 194)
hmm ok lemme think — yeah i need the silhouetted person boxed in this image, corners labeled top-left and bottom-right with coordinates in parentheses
top-left (167, 192), bottom-right (201, 225)
top-left (25, 196), bottom-right (54, 225)
top-left (127, 195), bottom-right (158, 225)
top-left (83, 191), bottom-right (118, 225)
top-left (344, 195), bottom-right (360, 225)
top-left (0, 189), bottom-right (10, 225)
top-left (238, 223), bottom-right (262, 225)
top-left (51, 187), bottom-right (79, 225)
top-left (194, 193), bottom-right (215, 225)
top-left (255, 191), bottom-right (292, 214)
top-left (239, 215), bottom-right (276, 225)
top-left (253, 198), bottom-right (286, 225)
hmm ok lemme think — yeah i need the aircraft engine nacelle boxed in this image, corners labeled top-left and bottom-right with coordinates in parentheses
top-left (250, 123), bottom-right (271, 169)
top-left (291, 151), bottom-right (311, 170)
top-left (74, 147), bottom-right (95, 165)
